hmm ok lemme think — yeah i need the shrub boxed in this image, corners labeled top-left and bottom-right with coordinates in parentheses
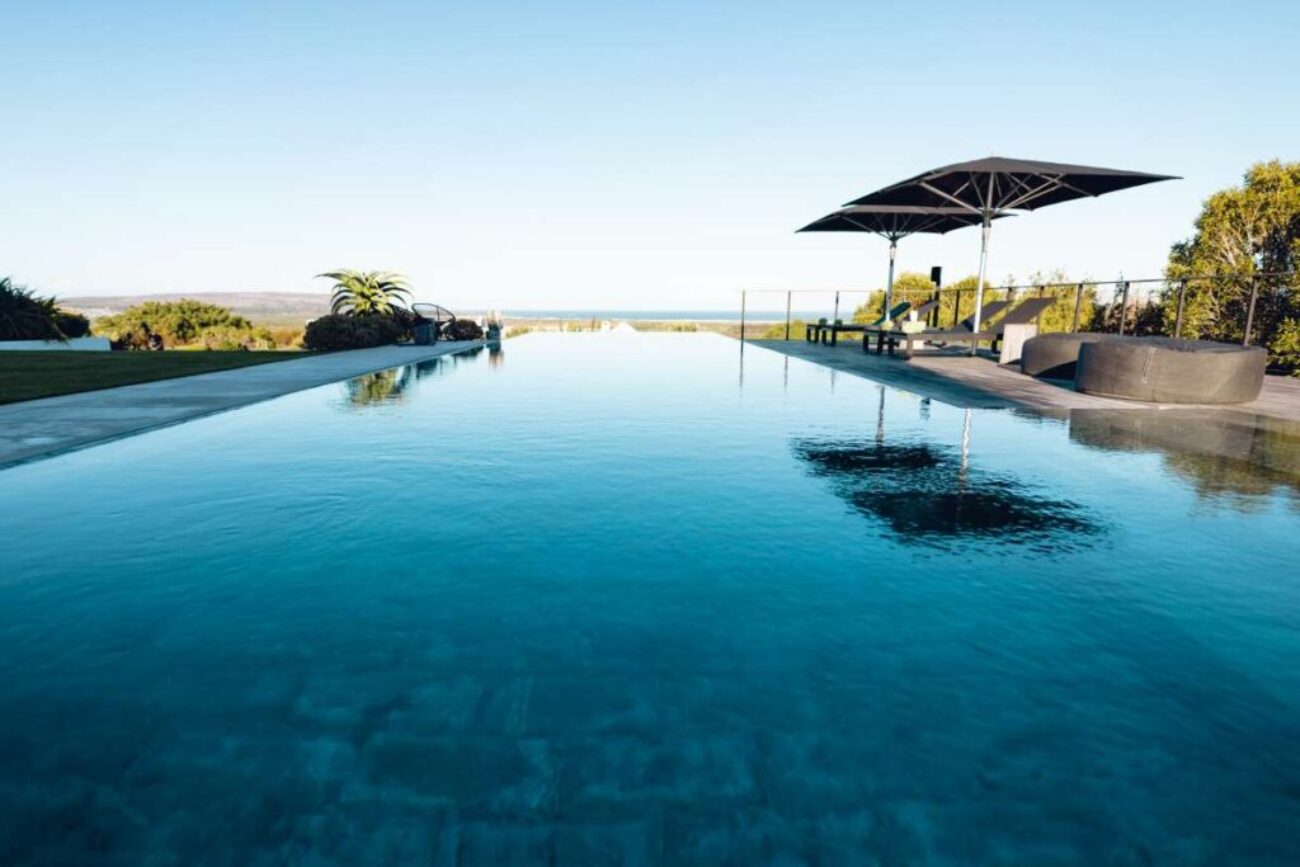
top-left (760, 320), bottom-right (805, 339)
top-left (303, 312), bottom-right (411, 351)
top-left (0, 277), bottom-right (65, 341)
top-left (197, 325), bottom-right (276, 351)
top-left (1269, 318), bottom-right (1300, 374)
top-left (92, 299), bottom-right (299, 350)
top-left (52, 309), bottom-right (91, 338)
top-left (93, 299), bottom-right (254, 347)
top-left (107, 324), bottom-right (153, 351)
top-left (443, 318), bottom-right (484, 341)
top-left (267, 326), bottom-right (304, 348)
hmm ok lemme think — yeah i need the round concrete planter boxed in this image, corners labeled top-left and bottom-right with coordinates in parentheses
top-left (1075, 337), bottom-right (1266, 404)
top-left (1020, 332), bottom-right (1116, 379)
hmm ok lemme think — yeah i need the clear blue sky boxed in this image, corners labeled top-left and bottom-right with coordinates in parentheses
top-left (3, 0), bottom-right (1297, 310)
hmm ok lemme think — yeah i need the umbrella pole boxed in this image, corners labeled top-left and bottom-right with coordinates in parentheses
top-left (884, 238), bottom-right (897, 317)
top-left (972, 215), bottom-right (991, 334)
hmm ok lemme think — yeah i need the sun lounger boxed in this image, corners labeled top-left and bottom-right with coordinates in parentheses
top-left (864, 299), bottom-right (939, 353)
top-left (878, 299), bottom-right (1010, 358)
top-left (815, 302), bottom-right (911, 347)
top-left (884, 297), bottom-right (1058, 359)
top-left (988, 297), bottom-right (1057, 352)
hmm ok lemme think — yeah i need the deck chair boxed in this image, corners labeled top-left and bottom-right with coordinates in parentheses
top-left (988, 296), bottom-right (1058, 352)
top-left (820, 302), bottom-right (911, 347)
top-left (880, 299), bottom-right (1012, 358)
top-left (864, 299), bottom-right (939, 354)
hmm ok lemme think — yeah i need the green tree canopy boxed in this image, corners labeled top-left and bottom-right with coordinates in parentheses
top-left (1015, 269), bottom-right (1097, 334)
top-left (1164, 160), bottom-right (1300, 361)
top-left (850, 272), bottom-right (938, 323)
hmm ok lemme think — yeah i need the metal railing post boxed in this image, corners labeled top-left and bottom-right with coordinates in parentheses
top-left (1243, 277), bottom-right (1259, 345)
top-left (784, 290), bottom-right (792, 341)
top-left (1072, 283), bottom-right (1084, 332)
top-left (1174, 279), bottom-right (1187, 338)
top-left (740, 290), bottom-right (747, 343)
top-left (833, 291), bottom-right (840, 323)
top-left (1116, 281), bottom-right (1130, 335)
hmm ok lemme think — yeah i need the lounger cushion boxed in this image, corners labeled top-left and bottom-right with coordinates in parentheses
top-left (1075, 337), bottom-right (1266, 404)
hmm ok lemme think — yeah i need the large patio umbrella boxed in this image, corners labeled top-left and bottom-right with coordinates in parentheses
top-left (796, 205), bottom-right (994, 317)
top-left (845, 157), bottom-right (1179, 331)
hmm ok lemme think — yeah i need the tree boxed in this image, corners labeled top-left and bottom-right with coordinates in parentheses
top-left (1163, 160), bottom-right (1300, 366)
top-left (93, 299), bottom-right (256, 348)
top-left (1016, 269), bottom-right (1097, 334)
top-left (850, 272), bottom-right (937, 323)
top-left (931, 275), bottom-right (998, 328)
top-left (318, 270), bottom-right (412, 315)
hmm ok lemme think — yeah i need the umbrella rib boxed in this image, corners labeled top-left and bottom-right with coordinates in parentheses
top-left (841, 215), bottom-right (885, 234)
top-left (919, 181), bottom-right (980, 213)
top-left (1001, 173), bottom-right (1049, 208)
top-left (1052, 176), bottom-right (1092, 197)
top-left (1002, 174), bottom-right (1092, 209)
top-left (1003, 176), bottom-right (1065, 210)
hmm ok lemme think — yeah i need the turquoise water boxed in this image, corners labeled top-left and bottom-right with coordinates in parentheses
top-left (1, 334), bottom-right (1298, 865)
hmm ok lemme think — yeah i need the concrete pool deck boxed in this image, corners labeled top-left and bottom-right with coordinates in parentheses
top-left (746, 339), bottom-right (1300, 422)
top-left (0, 342), bottom-right (483, 468)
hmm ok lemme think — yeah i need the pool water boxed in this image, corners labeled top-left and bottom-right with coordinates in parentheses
top-left (1, 334), bottom-right (1298, 865)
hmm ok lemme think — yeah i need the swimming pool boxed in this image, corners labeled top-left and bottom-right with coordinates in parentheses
top-left (1, 333), bottom-right (1297, 865)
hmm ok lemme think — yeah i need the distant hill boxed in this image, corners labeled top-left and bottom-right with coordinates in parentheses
top-left (61, 292), bottom-right (332, 327)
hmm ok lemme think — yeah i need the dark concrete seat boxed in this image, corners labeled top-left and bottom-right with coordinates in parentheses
top-left (1020, 332), bottom-right (1116, 378)
top-left (1075, 337), bottom-right (1267, 404)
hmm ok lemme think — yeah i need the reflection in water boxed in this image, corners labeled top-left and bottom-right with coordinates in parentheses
top-left (1069, 410), bottom-right (1300, 508)
top-left (793, 436), bottom-right (1103, 552)
top-left (337, 348), bottom-right (485, 409)
top-left (342, 367), bottom-right (413, 407)
top-left (797, 440), bottom-right (947, 474)
top-left (853, 487), bottom-right (1098, 546)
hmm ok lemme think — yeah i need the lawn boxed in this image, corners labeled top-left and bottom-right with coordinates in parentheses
top-left (0, 350), bottom-right (304, 405)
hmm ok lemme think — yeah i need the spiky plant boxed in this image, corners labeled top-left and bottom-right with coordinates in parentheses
top-left (0, 277), bottom-right (64, 341)
top-left (317, 270), bottom-right (412, 316)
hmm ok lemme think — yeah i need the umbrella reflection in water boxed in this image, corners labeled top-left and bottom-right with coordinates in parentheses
top-left (793, 395), bottom-right (1102, 551)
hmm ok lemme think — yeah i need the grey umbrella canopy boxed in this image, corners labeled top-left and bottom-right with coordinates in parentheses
top-left (846, 157), bottom-right (1179, 331)
top-left (797, 205), bottom-right (996, 315)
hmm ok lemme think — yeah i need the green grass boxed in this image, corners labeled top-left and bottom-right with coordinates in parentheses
top-left (0, 350), bottom-right (305, 405)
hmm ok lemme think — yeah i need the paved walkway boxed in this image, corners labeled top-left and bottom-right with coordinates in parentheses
top-left (0, 342), bottom-right (482, 468)
top-left (747, 339), bottom-right (1300, 421)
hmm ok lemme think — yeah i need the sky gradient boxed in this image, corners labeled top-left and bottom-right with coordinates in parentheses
top-left (3, 0), bottom-right (1297, 310)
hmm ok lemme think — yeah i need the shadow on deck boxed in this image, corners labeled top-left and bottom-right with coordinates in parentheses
top-left (744, 338), bottom-right (1300, 423)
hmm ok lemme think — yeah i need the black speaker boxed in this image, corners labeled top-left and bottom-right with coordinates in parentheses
top-left (930, 266), bottom-right (943, 288)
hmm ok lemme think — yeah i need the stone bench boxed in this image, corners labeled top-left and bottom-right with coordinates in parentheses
top-left (1075, 337), bottom-right (1267, 404)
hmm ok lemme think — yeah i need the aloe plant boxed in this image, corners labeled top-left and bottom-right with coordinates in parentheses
top-left (0, 277), bottom-right (64, 341)
top-left (317, 270), bottom-right (412, 316)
